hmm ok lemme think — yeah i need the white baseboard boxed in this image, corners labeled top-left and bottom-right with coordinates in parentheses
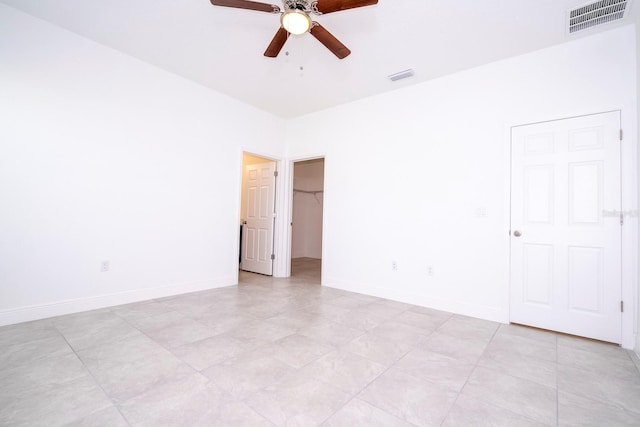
top-left (0, 276), bottom-right (237, 327)
top-left (322, 276), bottom-right (507, 324)
top-left (635, 336), bottom-right (640, 360)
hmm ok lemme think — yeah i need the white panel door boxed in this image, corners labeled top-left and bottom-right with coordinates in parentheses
top-left (242, 161), bottom-right (276, 275)
top-left (510, 112), bottom-right (622, 343)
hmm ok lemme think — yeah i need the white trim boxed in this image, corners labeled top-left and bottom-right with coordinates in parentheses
top-left (635, 335), bottom-right (640, 360)
top-left (0, 277), bottom-right (236, 327)
top-left (323, 276), bottom-right (507, 324)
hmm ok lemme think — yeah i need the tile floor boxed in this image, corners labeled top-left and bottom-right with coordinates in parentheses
top-left (1, 258), bottom-right (639, 426)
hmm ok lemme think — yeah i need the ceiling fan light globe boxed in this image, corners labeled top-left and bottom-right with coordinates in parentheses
top-left (281, 10), bottom-right (311, 35)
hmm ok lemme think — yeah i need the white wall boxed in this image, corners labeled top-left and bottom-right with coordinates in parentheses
top-left (636, 22), bottom-right (640, 358)
top-left (0, 5), bottom-right (285, 325)
top-left (291, 159), bottom-right (324, 259)
top-left (1, 4), bottom-right (638, 350)
top-left (285, 26), bottom-right (638, 348)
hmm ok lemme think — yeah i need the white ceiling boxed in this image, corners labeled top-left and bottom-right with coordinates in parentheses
top-left (2, 0), bottom-right (637, 118)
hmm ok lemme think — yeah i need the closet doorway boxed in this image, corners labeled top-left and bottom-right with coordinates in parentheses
top-left (291, 158), bottom-right (324, 279)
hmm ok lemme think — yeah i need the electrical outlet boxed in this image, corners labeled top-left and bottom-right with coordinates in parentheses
top-left (392, 261), bottom-right (397, 271)
top-left (475, 207), bottom-right (488, 218)
top-left (101, 260), bottom-right (110, 272)
top-left (427, 265), bottom-right (434, 276)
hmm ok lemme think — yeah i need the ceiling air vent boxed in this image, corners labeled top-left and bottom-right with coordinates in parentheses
top-left (388, 69), bottom-right (415, 82)
top-left (568, 0), bottom-right (630, 33)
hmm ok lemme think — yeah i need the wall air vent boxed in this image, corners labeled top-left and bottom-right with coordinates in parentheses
top-left (568, 0), bottom-right (630, 34)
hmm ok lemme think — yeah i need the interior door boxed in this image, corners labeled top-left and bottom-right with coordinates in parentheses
top-left (241, 161), bottom-right (276, 275)
top-left (510, 112), bottom-right (622, 343)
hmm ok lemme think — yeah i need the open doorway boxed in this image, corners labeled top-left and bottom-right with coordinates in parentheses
top-left (291, 158), bottom-right (324, 280)
top-left (240, 153), bottom-right (277, 276)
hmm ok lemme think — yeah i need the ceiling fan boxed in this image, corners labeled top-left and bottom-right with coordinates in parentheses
top-left (209, 0), bottom-right (378, 59)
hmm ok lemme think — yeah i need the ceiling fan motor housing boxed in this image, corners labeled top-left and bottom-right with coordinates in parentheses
top-left (283, 0), bottom-right (319, 13)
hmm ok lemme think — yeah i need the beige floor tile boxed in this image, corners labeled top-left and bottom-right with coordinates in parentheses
top-left (82, 349), bottom-right (195, 404)
top-left (110, 300), bottom-right (172, 321)
top-left (482, 331), bottom-right (556, 362)
top-left (241, 300), bottom-right (300, 319)
top-left (408, 305), bottom-right (454, 320)
top-left (307, 303), bottom-right (353, 321)
top-left (264, 309), bottom-right (325, 331)
top-left (393, 309), bottom-right (451, 333)
top-left (245, 371), bottom-right (351, 426)
top-left (298, 320), bottom-right (365, 347)
top-left (0, 318), bottom-right (58, 348)
top-left (342, 332), bottom-right (413, 366)
top-left (557, 363), bottom-right (640, 414)
top-left (2, 260), bottom-right (639, 426)
top-left (326, 295), bottom-right (372, 309)
top-left (202, 352), bottom-right (293, 399)
top-left (557, 335), bottom-right (630, 361)
top-left (118, 373), bottom-right (258, 426)
top-left (323, 398), bottom-right (413, 426)
top-left (62, 406), bottom-right (129, 427)
top-left (436, 315), bottom-right (499, 341)
top-left (558, 344), bottom-right (638, 379)
top-left (170, 333), bottom-right (253, 371)
top-left (0, 352), bottom-right (89, 398)
top-left (51, 309), bottom-right (120, 332)
top-left (630, 350), bottom-right (640, 373)
top-left (478, 344), bottom-right (557, 388)
top-left (260, 333), bottom-right (334, 368)
top-left (558, 391), bottom-right (640, 426)
top-left (358, 368), bottom-right (458, 426)
top-left (77, 333), bottom-right (171, 366)
top-left (497, 323), bottom-right (558, 346)
top-left (0, 334), bottom-right (74, 371)
top-left (417, 331), bottom-right (490, 363)
top-left (223, 319), bottom-right (296, 346)
top-left (461, 366), bottom-right (557, 425)
top-left (54, 311), bottom-right (142, 351)
top-left (442, 394), bottom-right (550, 427)
top-left (370, 320), bottom-right (431, 346)
top-left (131, 311), bottom-right (217, 349)
top-left (331, 303), bottom-right (406, 331)
top-left (195, 311), bottom-right (259, 335)
top-left (0, 374), bottom-right (112, 427)
top-left (394, 348), bottom-right (476, 392)
top-left (302, 349), bottom-right (387, 395)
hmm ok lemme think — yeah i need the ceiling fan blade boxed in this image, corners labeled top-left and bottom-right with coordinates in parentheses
top-left (309, 23), bottom-right (351, 59)
top-left (264, 27), bottom-right (289, 57)
top-left (210, 0), bottom-right (280, 13)
top-left (314, 0), bottom-right (377, 14)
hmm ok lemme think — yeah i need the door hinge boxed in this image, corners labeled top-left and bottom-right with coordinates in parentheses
top-left (619, 129), bottom-right (623, 141)
top-left (274, 170), bottom-right (278, 177)
top-left (620, 212), bottom-right (624, 226)
top-left (270, 254), bottom-right (275, 260)
top-left (621, 301), bottom-right (624, 312)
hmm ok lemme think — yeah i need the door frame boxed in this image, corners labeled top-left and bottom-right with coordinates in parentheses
top-left (281, 154), bottom-right (327, 280)
top-left (287, 156), bottom-right (326, 282)
top-left (508, 110), bottom-right (637, 349)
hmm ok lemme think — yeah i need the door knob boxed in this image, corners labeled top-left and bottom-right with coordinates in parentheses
top-left (513, 230), bottom-right (522, 237)
top-left (242, 221), bottom-right (247, 225)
